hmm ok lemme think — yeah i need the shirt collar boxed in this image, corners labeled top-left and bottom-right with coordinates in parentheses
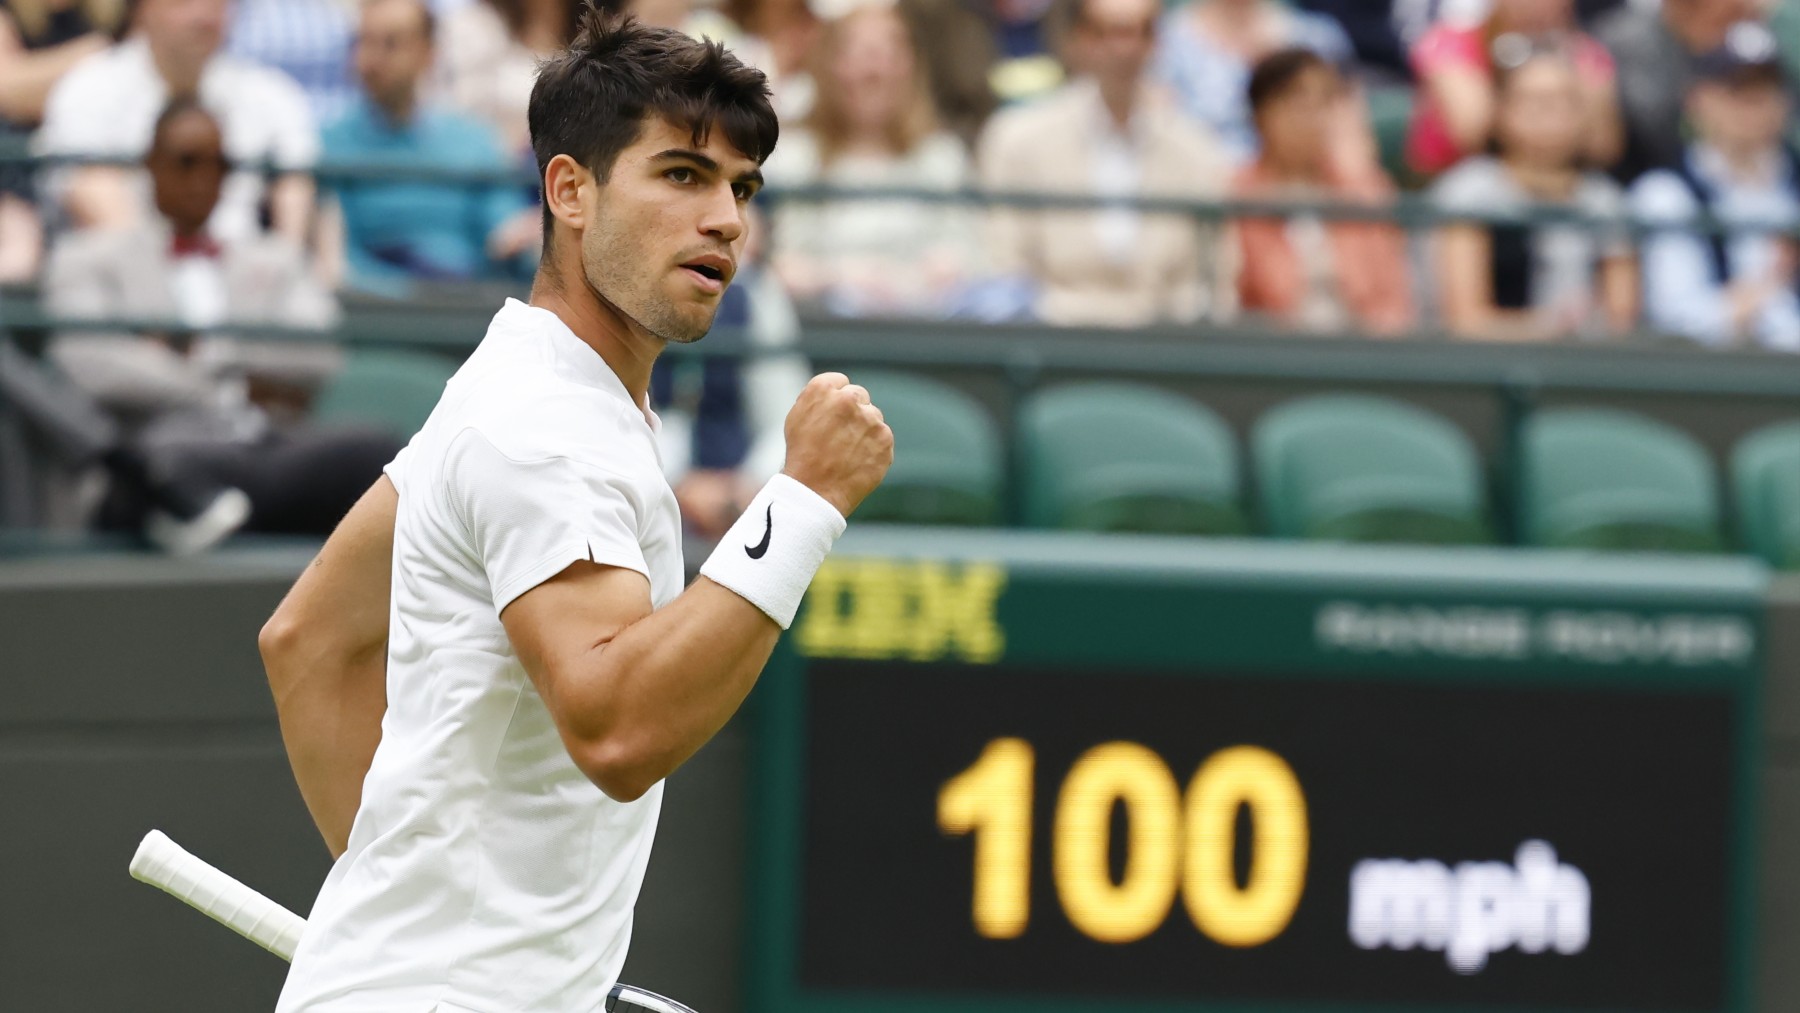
top-left (494, 298), bottom-right (662, 433)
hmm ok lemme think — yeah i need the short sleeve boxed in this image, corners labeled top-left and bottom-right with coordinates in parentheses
top-left (447, 428), bottom-right (648, 614)
top-left (382, 436), bottom-right (415, 495)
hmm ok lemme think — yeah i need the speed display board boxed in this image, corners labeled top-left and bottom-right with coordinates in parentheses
top-left (745, 532), bottom-right (1765, 1013)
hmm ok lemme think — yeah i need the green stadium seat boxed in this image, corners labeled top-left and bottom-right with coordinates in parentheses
top-left (1253, 394), bottom-right (1490, 545)
top-left (1518, 408), bottom-right (1723, 553)
top-left (1017, 382), bottom-right (1246, 534)
top-left (1731, 420), bottom-right (1800, 569)
top-left (312, 348), bottom-right (459, 441)
top-left (1364, 84), bottom-right (1416, 186)
top-left (852, 370), bottom-right (1003, 526)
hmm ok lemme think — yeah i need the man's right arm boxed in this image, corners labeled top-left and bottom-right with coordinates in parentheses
top-left (260, 477), bottom-right (397, 857)
top-left (501, 373), bottom-right (892, 803)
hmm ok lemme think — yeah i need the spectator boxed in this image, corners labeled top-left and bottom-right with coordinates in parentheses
top-left (763, 3), bottom-right (983, 318)
top-left (898, 0), bottom-right (999, 145)
top-left (321, 0), bottom-right (534, 293)
top-left (0, 0), bottom-right (130, 281)
top-left (43, 99), bottom-right (396, 535)
top-left (1235, 48), bottom-right (1413, 334)
top-left (980, 0), bottom-right (1236, 327)
top-left (1433, 51), bottom-right (1636, 341)
top-left (1408, 0), bottom-right (1620, 177)
top-left (715, 0), bottom-right (817, 121)
top-left (1295, 0), bottom-right (1412, 80)
top-left (225, 0), bottom-right (357, 126)
top-left (1153, 0), bottom-right (1353, 162)
top-left (1596, 0), bottom-right (1760, 183)
top-left (35, 0), bottom-right (318, 245)
top-left (1633, 23), bottom-right (1800, 352)
top-left (434, 0), bottom-right (578, 158)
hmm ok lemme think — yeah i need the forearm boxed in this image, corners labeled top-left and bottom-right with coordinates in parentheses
top-left (0, 34), bottom-right (107, 123)
top-left (264, 635), bottom-right (387, 857)
top-left (547, 577), bottom-right (780, 802)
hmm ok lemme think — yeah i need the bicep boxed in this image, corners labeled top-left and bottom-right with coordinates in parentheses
top-left (1437, 225), bottom-right (1493, 327)
top-left (499, 560), bottom-right (653, 733)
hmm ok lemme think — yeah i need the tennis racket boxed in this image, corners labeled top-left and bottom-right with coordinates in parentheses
top-left (128, 829), bottom-right (698, 1013)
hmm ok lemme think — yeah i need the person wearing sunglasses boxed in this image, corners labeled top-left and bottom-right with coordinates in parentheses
top-left (40, 98), bottom-right (401, 540)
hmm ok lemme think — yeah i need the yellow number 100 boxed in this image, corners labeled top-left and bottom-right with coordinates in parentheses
top-left (936, 738), bottom-right (1307, 947)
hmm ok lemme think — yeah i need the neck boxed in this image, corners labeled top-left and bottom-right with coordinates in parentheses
top-left (1503, 156), bottom-right (1579, 197)
top-left (149, 41), bottom-right (205, 96)
top-left (375, 88), bottom-right (418, 125)
top-left (528, 252), bottom-right (661, 408)
top-left (169, 219), bottom-right (207, 240)
top-left (1204, 0), bottom-right (1257, 29)
top-left (1096, 77), bottom-right (1137, 129)
top-left (1260, 149), bottom-right (1326, 185)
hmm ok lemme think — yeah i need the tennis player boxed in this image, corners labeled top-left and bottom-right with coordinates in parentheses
top-left (259, 8), bottom-right (891, 1011)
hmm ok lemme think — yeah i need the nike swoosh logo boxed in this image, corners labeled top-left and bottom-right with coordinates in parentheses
top-left (745, 504), bottom-right (772, 559)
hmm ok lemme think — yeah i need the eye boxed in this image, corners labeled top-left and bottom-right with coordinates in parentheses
top-left (665, 167), bottom-right (697, 184)
top-left (732, 182), bottom-right (758, 202)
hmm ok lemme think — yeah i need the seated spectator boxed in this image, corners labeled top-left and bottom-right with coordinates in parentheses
top-left (0, 0), bottom-right (130, 281)
top-left (1433, 51), bottom-right (1636, 341)
top-left (434, 0), bottom-right (578, 159)
top-left (1632, 25), bottom-right (1800, 352)
top-left (225, 0), bottom-right (357, 126)
top-left (764, 3), bottom-right (983, 318)
top-left (1596, 0), bottom-right (1759, 182)
top-left (35, 0), bottom-right (318, 245)
top-left (43, 99), bottom-right (397, 535)
top-left (1235, 48), bottom-right (1413, 335)
top-left (713, 0), bottom-right (816, 121)
top-left (322, 0), bottom-right (533, 293)
top-left (1154, 0), bottom-right (1353, 162)
top-left (980, 0), bottom-right (1236, 327)
top-left (1408, 0), bottom-right (1620, 177)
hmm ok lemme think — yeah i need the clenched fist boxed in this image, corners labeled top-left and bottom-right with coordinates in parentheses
top-left (781, 373), bottom-right (894, 517)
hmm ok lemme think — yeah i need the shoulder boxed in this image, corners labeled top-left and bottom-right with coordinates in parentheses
top-left (215, 55), bottom-right (310, 109)
top-left (1630, 168), bottom-right (1699, 218)
top-left (1432, 157), bottom-right (1510, 208)
top-left (909, 131), bottom-right (971, 175)
top-left (1592, 6), bottom-right (1654, 51)
top-left (1576, 172), bottom-right (1625, 213)
top-left (980, 87), bottom-right (1081, 149)
top-left (41, 44), bottom-right (130, 126)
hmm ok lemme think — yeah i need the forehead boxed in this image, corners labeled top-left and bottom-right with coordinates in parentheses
top-left (361, 0), bottom-right (427, 35)
top-left (620, 115), bottom-right (763, 174)
top-left (1083, 0), bottom-right (1157, 28)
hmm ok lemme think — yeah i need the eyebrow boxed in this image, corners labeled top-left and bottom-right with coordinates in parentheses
top-left (651, 147), bottom-right (764, 187)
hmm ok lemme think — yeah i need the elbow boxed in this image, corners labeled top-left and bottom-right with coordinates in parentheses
top-left (574, 738), bottom-right (665, 804)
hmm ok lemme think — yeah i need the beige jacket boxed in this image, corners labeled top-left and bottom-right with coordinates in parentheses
top-left (44, 222), bottom-right (340, 420)
top-left (977, 80), bottom-right (1238, 327)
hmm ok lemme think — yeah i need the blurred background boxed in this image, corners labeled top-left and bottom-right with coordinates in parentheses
top-left (1, 0), bottom-right (1798, 1009)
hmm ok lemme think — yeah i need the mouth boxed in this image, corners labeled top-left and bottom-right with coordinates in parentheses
top-left (678, 254), bottom-right (733, 295)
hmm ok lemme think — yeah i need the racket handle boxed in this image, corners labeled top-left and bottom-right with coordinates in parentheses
top-left (129, 829), bottom-right (306, 961)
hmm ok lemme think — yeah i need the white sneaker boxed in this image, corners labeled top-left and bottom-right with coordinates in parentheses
top-left (146, 487), bottom-right (251, 556)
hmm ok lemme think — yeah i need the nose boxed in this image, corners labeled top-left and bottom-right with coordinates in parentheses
top-left (699, 183), bottom-right (745, 245)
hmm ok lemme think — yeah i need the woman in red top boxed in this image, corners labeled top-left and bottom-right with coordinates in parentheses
top-left (1407, 0), bottom-right (1621, 177)
top-left (1235, 48), bottom-right (1414, 335)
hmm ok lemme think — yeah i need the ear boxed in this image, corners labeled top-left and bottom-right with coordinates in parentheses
top-left (543, 153), bottom-right (593, 234)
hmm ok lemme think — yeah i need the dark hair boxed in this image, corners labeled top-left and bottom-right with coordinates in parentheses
top-left (148, 96), bottom-right (218, 153)
top-left (528, 2), bottom-right (779, 235)
top-left (1247, 47), bottom-right (1332, 116)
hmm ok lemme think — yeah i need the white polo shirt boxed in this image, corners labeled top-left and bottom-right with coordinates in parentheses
top-left (276, 299), bottom-right (685, 1012)
top-left (36, 39), bottom-right (318, 241)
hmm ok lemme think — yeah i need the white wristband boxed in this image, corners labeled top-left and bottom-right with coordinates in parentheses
top-left (700, 474), bottom-right (847, 629)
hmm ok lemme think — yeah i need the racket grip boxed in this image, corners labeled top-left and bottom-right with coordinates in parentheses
top-left (130, 829), bottom-right (306, 961)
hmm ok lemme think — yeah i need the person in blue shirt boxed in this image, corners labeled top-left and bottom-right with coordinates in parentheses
top-left (320, 0), bottom-right (535, 294)
top-left (1631, 22), bottom-right (1800, 353)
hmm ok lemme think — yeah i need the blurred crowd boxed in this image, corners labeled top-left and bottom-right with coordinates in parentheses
top-left (3, 0), bottom-right (1800, 550)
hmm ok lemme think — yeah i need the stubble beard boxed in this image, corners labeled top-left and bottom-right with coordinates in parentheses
top-left (582, 219), bottom-right (715, 346)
